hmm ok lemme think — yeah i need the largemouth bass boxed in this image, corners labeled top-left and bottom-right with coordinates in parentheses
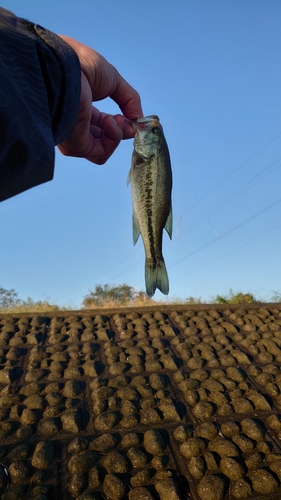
top-left (127, 115), bottom-right (172, 297)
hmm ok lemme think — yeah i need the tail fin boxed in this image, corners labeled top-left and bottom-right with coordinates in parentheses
top-left (145, 258), bottom-right (169, 297)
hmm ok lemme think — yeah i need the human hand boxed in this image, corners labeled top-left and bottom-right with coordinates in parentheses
top-left (57, 36), bottom-right (143, 164)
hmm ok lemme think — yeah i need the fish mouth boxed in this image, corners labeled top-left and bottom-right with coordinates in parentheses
top-left (133, 115), bottom-right (160, 130)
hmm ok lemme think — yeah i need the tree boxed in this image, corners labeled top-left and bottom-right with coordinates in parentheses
top-left (82, 283), bottom-right (150, 308)
top-left (0, 286), bottom-right (21, 309)
top-left (0, 287), bottom-right (60, 311)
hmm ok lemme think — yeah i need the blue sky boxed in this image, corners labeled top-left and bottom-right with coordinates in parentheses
top-left (1, 1), bottom-right (281, 306)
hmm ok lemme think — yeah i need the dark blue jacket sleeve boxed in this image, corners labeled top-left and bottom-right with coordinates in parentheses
top-left (0, 8), bottom-right (81, 201)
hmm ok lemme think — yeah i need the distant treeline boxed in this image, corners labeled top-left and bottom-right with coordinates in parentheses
top-left (0, 285), bottom-right (280, 312)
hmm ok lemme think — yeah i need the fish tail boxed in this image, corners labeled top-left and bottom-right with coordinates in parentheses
top-left (145, 257), bottom-right (169, 297)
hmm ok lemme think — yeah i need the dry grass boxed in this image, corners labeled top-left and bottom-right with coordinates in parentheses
top-left (0, 302), bottom-right (69, 315)
top-left (0, 296), bottom-right (198, 314)
top-left (81, 295), bottom-right (200, 310)
top-left (3, 289), bottom-right (279, 315)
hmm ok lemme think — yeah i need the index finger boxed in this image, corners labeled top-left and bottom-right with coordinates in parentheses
top-left (110, 74), bottom-right (144, 120)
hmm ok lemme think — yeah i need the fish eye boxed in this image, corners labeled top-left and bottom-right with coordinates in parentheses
top-left (152, 127), bottom-right (160, 133)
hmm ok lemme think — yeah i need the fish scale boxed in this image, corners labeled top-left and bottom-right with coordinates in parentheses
top-left (127, 115), bottom-right (173, 297)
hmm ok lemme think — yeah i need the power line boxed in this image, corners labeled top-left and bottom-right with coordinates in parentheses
top-left (111, 259), bottom-right (142, 281)
top-left (180, 130), bottom-right (281, 215)
top-left (177, 156), bottom-right (281, 237)
top-left (173, 223), bottom-right (281, 282)
top-left (92, 250), bottom-right (136, 282)
top-left (169, 196), bottom-right (281, 268)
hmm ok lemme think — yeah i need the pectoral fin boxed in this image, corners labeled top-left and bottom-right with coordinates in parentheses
top-left (165, 205), bottom-right (173, 239)
top-left (133, 212), bottom-right (140, 245)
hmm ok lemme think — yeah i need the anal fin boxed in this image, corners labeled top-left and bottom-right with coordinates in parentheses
top-left (133, 212), bottom-right (140, 245)
top-left (165, 205), bottom-right (173, 240)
